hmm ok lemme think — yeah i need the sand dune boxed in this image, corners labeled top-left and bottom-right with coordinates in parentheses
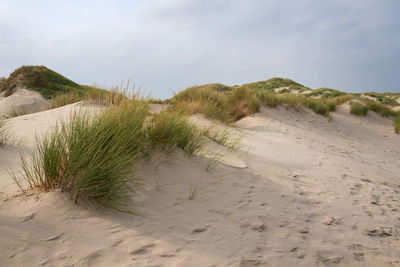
top-left (1, 103), bottom-right (400, 266)
top-left (0, 87), bottom-right (48, 118)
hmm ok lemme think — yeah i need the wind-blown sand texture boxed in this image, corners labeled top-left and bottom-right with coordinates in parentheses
top-left (1, 103), bottom-right (400, 266)
top-left (0, 87), bottom-right (48, 118)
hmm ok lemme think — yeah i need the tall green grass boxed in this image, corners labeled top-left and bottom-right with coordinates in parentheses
top-left (278, 94), bottom-right (336, 116)
top-left (146, 111), bottom-right (202, 154)
top-left (0, 118), bottom-right (11, 147)
top-left (393, 114), bottom-right (400, 134)
top-left (12, 94), bottom-right (228, 210)
top-left (227, 86), bottom-right (261, 120)
top-left (13, 99), bottom-right (149, 210)
top-left (171, 84), bottom-right (337, 122)
top-left (363, 100), bottom-right (397, 117)
top-left (350, 102), bottom-right (369, 116)
top-left (48, 86), bottom-right (123, 109)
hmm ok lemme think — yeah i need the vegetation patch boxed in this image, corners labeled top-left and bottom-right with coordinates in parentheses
top-left (13, 98), bottom-right (150, 210)
top-left (242, 77), bottom-right (309, 92)
top-left (0, 118), bottom-right (11, 147)
top-left (170, 83), bottom-right (336, 122)
top-left (363, 92), bottom-right (400, 106)
top-left (363, 100), bottom-right (397, 117)
top-left (11, 92), bottom-right (235, 211)
top-left (393, 114), bottom-right (400, 134)
top-left (350, 102), bottom-right (369, 116)
top-left (146, 111), bottom-right (202, 154)
top-left (0, 66), bottom-right (84, 99)
top-left (305, 88), bottom-right (346, 98)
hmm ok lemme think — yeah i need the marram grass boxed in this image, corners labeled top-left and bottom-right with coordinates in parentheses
top-left (393, 114), bottom-right (400, 134)
top-left (350, 102), bottom-right (369, 116)
top-left (11, 94), bottom-right (236, 211)
top-left (0, 118), bottom-right (11, 147)
top-left (12, 99), bottom-right (149, 211)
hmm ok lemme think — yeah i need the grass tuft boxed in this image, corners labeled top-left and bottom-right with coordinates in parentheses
top-left (146, 111), bottom-right (202, 155)
top-left (12, 93), bottom-right (229, 211)
top-left (350, 102), bottom-right (369, 116)
top-left (393, 114), bottom-right (400, 134)
top-left (0, 118), bottom-right (11, 147)
top-left (13, 99), bottom-right (149, 210)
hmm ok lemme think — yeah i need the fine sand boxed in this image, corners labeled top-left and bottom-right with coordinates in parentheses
top-left (1, 103), bottom-right (400, 266)
top-left (0, 87), bottom-right (48, 118)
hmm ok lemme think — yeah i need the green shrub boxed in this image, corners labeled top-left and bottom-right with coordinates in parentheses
top-left (350, 102), bottom-right (369, 116)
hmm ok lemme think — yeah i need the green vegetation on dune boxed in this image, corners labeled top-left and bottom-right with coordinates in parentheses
top-left (170, 82), bottom-right (335, 123)
top-left (169, 79), bottom-right (400, 133)
top-left (242, 77), bottom-right (310, 92)
top-left (48, 85), bottom-right (117, 109)
top-left (0, 65), bottom-right (122, 112)
top-left (363, 92), bottom-right (400, 106)
top-left (350, 102), bottom-right (369, 116)
top-left (12, 92), bottom-right (234, 211)
top-left (146, 111), bottom-right (202, 154)
top-left (393, 114), bottom-right (400, 134)
top-left (305, 88), bottom-right (346, 98)
top-left (0, 65), bottom-right (84, 99)
top-left (0, 118), bottom-right (11, 147)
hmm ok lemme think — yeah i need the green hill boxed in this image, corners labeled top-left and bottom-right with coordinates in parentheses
top-left (0, 65), bottom-right (84, 99)
top-left (242, 77), bottom-right (310, 92)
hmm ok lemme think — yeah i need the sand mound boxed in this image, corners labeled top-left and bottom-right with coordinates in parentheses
top-left (1, 104), bottom-right (400, 266)
top-left (0, 87), bottom-right (49, 117)
top-left (149, 103), bottom-right (169, 114)
top-left (360, 94), bottom-right (377, 101)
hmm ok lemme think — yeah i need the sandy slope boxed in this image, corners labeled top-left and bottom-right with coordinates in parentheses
top-left (0, 87), bottom-right (48, 118)
top-left (1, 103), bottom-right (400, 266)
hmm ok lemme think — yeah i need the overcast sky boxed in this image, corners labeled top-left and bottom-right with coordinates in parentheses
top-left (0, 0), bottom-right (399, 98)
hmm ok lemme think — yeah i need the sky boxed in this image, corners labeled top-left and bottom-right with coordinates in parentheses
top-left (0, 0), bottom-right (399, 99)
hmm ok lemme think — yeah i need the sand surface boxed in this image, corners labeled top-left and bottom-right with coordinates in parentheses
top-left (0, 87), bottom-right (48, 118)
top-left (1, 103), bottom-right (400, 266)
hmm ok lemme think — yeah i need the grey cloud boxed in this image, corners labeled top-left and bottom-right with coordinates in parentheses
top-left (0, 0), bottom-right (399, 98)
